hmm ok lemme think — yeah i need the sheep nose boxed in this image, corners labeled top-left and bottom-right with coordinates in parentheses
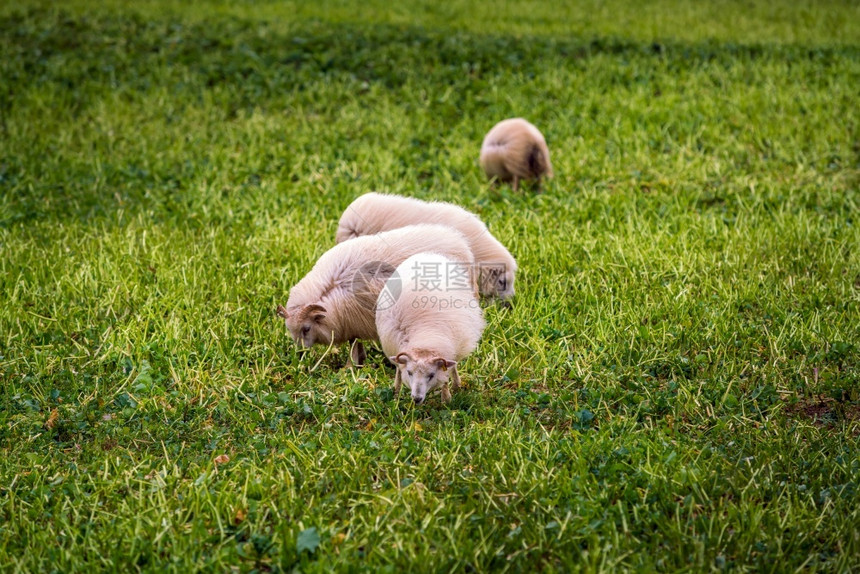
top-left (412, 396), bottom-right (424, 405)
top-left (500, 278), bottom-right (507, 291)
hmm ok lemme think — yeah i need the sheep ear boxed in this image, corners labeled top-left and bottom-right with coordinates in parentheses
top-left (390, 353), bottom-right (410, 365)
top-left (434, 358), bottom-right (456, 371)
top-left (276, 305), bottom-right (290, 319)
top-left (304, 304), bottom-right (327, 323)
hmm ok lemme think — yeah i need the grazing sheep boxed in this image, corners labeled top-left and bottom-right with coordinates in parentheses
top-left (277, 224), bottom-right (475, 367)
top-left (336, 192), bottom-right (517, 301)
top-left (376, 252), bottom-right (486, 404)
top-left (480, 118), bottom-right (553, 191)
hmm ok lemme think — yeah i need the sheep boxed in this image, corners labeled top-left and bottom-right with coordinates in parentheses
top-left (335, 192), bottom-right (517, 301)
top-left (480, 118), bottom-right (553, 191)
top-left (277, 224), bottom-right (475, 368)
top-left (376, 252), bottom-right (486, 405)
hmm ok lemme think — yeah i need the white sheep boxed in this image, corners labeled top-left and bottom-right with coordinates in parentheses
top-left (336, 192), bottom-right (517, 301)
top-left (277, 224), bottom-right (475, 367)
top-left (376, 252), bottom-right (486, 404)
top-left (480, 118), bottom-right (553, 191)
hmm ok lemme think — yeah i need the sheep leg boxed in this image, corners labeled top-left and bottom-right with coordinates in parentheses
top-left (346, 339), bottom-right (366, 368)
top-left (450, 366), bottom-right (462, 391)
top-left (440, 382), bottom-right (452, 404)
top-left (512, 175), bottom-right (519, 192)
top-left (394, 366), bottom-right (402, 397)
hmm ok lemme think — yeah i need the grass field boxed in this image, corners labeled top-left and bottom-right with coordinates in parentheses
top-left (1, 0), bottom-right (859, 571)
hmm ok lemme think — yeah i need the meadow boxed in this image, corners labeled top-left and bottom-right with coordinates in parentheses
top-left (1, 0), bottom-right (859, 571)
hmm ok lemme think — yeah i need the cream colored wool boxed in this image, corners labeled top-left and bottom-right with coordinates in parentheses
top-left (480, 117), bottom-right (553, 191)
top-left (376, 252), bottom-right (486, 404)
top-left (336, 192), bottom-right (516, 300)
top-left (277, 224), bottom-right (474, 367)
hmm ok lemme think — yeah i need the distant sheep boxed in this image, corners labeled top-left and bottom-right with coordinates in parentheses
top-left (480, 118), bottom-right (553, 191)
top-left (336, 192), bottom-right (517, 301)
top-left (376, 252), bottom-right (486, 405)
top-left (277, 224), bottom-right (474, 367)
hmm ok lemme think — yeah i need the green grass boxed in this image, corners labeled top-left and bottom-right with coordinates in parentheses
top-left (1, 0), bottom-right (859, 571)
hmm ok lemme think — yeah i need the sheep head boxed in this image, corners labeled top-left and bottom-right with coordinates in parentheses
top-left (390, 352), bottom-right (456, 405)
top-left (480, 264), bottom-right (515, 300)
top-left (280, 303), bottom-right (331, 348)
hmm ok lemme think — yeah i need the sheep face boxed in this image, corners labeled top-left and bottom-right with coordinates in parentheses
top-left (278, 304), bottom-right (331, 348)
top-left (392, 352), bottom-right (456, 405)
top-left (481, 264), bottom-right (515, 300)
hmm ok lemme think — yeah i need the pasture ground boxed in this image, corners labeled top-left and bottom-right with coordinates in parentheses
top-left (1, 0), bottom-right (859, 571)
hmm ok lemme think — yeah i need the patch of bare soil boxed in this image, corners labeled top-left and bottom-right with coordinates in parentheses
top-left (785, 396), bottom-right (860, 434)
